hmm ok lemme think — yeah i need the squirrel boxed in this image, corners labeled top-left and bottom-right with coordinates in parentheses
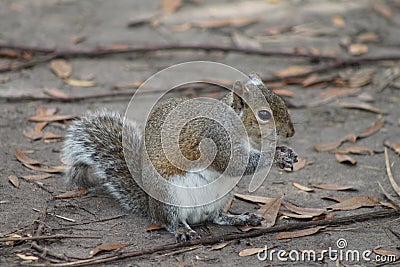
top-left (61, 72), bottom-right (298, 242)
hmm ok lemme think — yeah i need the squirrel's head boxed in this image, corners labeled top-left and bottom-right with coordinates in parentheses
top-left (228, 72), bottom-right (295, 149)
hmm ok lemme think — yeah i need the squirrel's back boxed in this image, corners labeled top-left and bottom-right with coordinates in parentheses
top-left (61, 111), bottom-right (148, 214)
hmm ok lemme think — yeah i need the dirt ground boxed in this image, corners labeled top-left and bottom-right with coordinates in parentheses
top-left (1, 0), bottom-right (400, 266)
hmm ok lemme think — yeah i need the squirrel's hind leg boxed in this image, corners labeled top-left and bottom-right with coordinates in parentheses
top-left (166, 221), bottom-right (201, 242)
top-left (211, 211), bottom-right (263, 226)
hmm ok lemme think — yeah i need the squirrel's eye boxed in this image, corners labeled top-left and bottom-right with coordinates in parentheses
top-left (257, 110), bottom-right (272, 121)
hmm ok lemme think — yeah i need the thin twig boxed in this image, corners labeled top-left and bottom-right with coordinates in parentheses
top-left (384, 148), bottom-right (400, 196)
top-left (23, 209), bottom-right (400, 267)
top-left (0, 235), bottom-right (101, 242)
top-left (33, 208), bottom-right (76, 222)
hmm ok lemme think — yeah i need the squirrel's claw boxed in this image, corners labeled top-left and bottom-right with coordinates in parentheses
top-left (174, 228), bottom-right (201, 242)
top-left (274, 146), bottom-right (298, 170)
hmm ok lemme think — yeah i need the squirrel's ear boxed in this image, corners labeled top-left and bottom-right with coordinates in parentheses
top-left (232, 81), bottom-right (247, 114)
top-left (247, 72), bottom-right (268, 91)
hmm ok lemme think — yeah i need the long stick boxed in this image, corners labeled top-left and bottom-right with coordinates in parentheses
top-left (24, 209), bottom-right (400, 267)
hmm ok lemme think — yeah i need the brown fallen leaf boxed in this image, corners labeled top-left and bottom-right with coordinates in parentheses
top-left (312, 213), bottom-right (336, 221)
top-left (380, 201), bottom-right (399, 210)
top-left (280, 211), bottom-right (317, 219)
top-left (384, 148), bottom-right (400, 197)
top-left (275, 226), bottom-right (325, 240)
top-left (302, 73), bottom-right (336, 87)
top-left (50, 59), bottom-right (72, 79)
top-left (162, 0), bottom-right (183, 13)
top-left (373, 249), bottom-right (398, 257)
top-left (64, 79), bottom-right (96, 87)
top-left (55, 188), bottom-right (89, 199)
top-left (210, 242), bottom-right (230, 251)
top-left (112, 80), bottom-right (143, 90)
top-left (257, 196), bottom-right (282, 227)
top-left (358, 119), bottom-right (385, 138)
top-left (44, 88), bottom-right (69, 99)
top-left (314, 133), bottom-right (357, 152)
top-left (312, 184), bottom-right (355, 191)
top-left (238, 247), bottom-right (267, 257)
top-left (42, 131), bottom-right (64, 140)
top-left (334, 69), bottom-right (375, 87)
top-left (331, 15), bottom-right (345, 27)
top-left (23, 130), bottom-right (43, 141)
top-left (90, 243), bottom-right (129, 257)
top-left (234, 193), bottom-right (274, 204)
top-left (281, 202), bottom-right (325, 217)
top-left (146, 223), bottom-right (163, 231)
top-left (274, 66), bottom-right (311, 78)
top-left (348, 44), bottom-right (368, 56)
top-left (357, 32), bottom-right (380, 43)
top-left (15, 149), bottom-right (40, 165)
top-left (292, 182), bottom-right (314, 192)
top-left (334, 153), bottom-right (357, 165)
top-left (372, 0), bottom-right (392, 20)
top-left (337, 102), bottom-right (386, 114)
top-left (21, 174), bottom-right (53, 181)
top-left (335, 146), bottom-right (379, 155)
top-left (29, 114), bottom-right (77, 122)
top-left (192, 17), bottom-right (259, 29)
top-left (0, 50), bottom-right (19, 58)
top-left (21, 162), bottom-right (65, 173)
top-left (384, 141), bottom-right (400, 155)
top-left (326, 196), bottom-right (380, 211)
top-left (8, 175), bottom-right (20, 188)
top-left (318, 88), bottom-right (361, 99)
top-left (321, 196), bottom-right (345, 203)
top-left (16, 254), bottom-right (39, 261)
top-left (69, 35), bottom-right (86, 45)
top-left (272, 89), bottom-right (296, 98)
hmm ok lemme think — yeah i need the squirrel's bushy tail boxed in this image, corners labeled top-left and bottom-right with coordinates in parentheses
top-left (61, 111), bottom-right (148, 214)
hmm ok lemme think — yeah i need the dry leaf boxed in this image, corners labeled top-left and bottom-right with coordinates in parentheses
top-left (146, 224), bottom-right (163, 231)
top-left (21, 174), bottom-right (53, 180)
top-left (319, 88), bottom-right (361, 99)
top-left (331, 15), bottom-right (345, 27)
top-left (384, 141), bottom-right (400, 155)
top-left (380, 201), bottom-right (399, 210)
top-left (162, 0), bottom-right (183, 13)
top-left (55, 188), bottom-right (89, 199)
top-left (15, 149), bottom-right (40, 165)
top-left (37, 106), bottom-right (57, 117)
top-left (8, 175), bottom-right (20, 188)
top-left (257, 196), bottom-right (282, 227)
top-left (314, 140), bottom-right (343, 152)
top-left (275, 226), bottom-right (325, 240)
top-left (312, 184), bottom-right (355, 191)
top-left (335, 146), bottom-right (379, 155)
top-left (302, 73), bottom-right (335, 87)
top-left (293, 182), bottom-right (314, 192)
top-left (334, 153), bottom-right (357, 165)
top-left (42, 131), bottom-right (64, 140)
top-left (90, 243), bottom-right (129, 257)
top-left (234, 193), bottom-right (274, 204)
top-left (0, 50), bottom-right (19, 58)
top-left (112, 81), bottom-right (143, 90)
top-left (272, 89), bottom-right (296, 98)
top-left (281, 202), bottom-right (325, 217)
top-left (69, 35), bottom-right (86, 44)
top-left (357, 32), bottom-right (380, 43)
top-left (348, 44), bottom-right (368, 56)
top-left (321, 196), bottom-right (344, 203)
top-left (44, 88), bottom-right (69, 99)
top-left (326, 196), bottom-right (379, 211)
top-left (21, 163), bottom-right (65, 173)
top-left (210, 242), bottom-right (230, 251)
top-left (312, 213), bottom-right (336, 221)
top-left (274, 66), bottom-right (311, 78)
top-left (23, 130), bottom-right (43, 140)
top-left (358, 119), bottom-right (385, 138)
top-left (288, 157), bottom-right (312, 172)
top-left (384, 148), bottom-right (400, 197)
top-left (373, 249), bottom-right (398, 257)
top-left (238, 247), bottom-right (267, 257)
top-left (280, 211), bottom-right (317, 219)
top-left (372, 1), bottom-right (392, 20)
top-left (337, 102), bottom-right (385, 114)
top-left (50, 59), bottom-right (72, 79)
top-left (64, 79), bottom-right (96, 87)
top-left (192, 17), bottom-right (259, 29)
top-left (16, 254), bottom-right (39, 261)
top-left (29, 114), bottom-right (77, 122)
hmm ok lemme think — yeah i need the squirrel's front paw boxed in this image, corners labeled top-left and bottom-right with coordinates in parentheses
top-left (274, 146), bottom-right (298, 170)
top-left (174, 228), bottom-right (201, 242)
top-left (241, 212), bottom-right (264, 226)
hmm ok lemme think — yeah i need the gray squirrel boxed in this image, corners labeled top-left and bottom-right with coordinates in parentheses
top-left (61, 73), bottom-right (298, 241)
